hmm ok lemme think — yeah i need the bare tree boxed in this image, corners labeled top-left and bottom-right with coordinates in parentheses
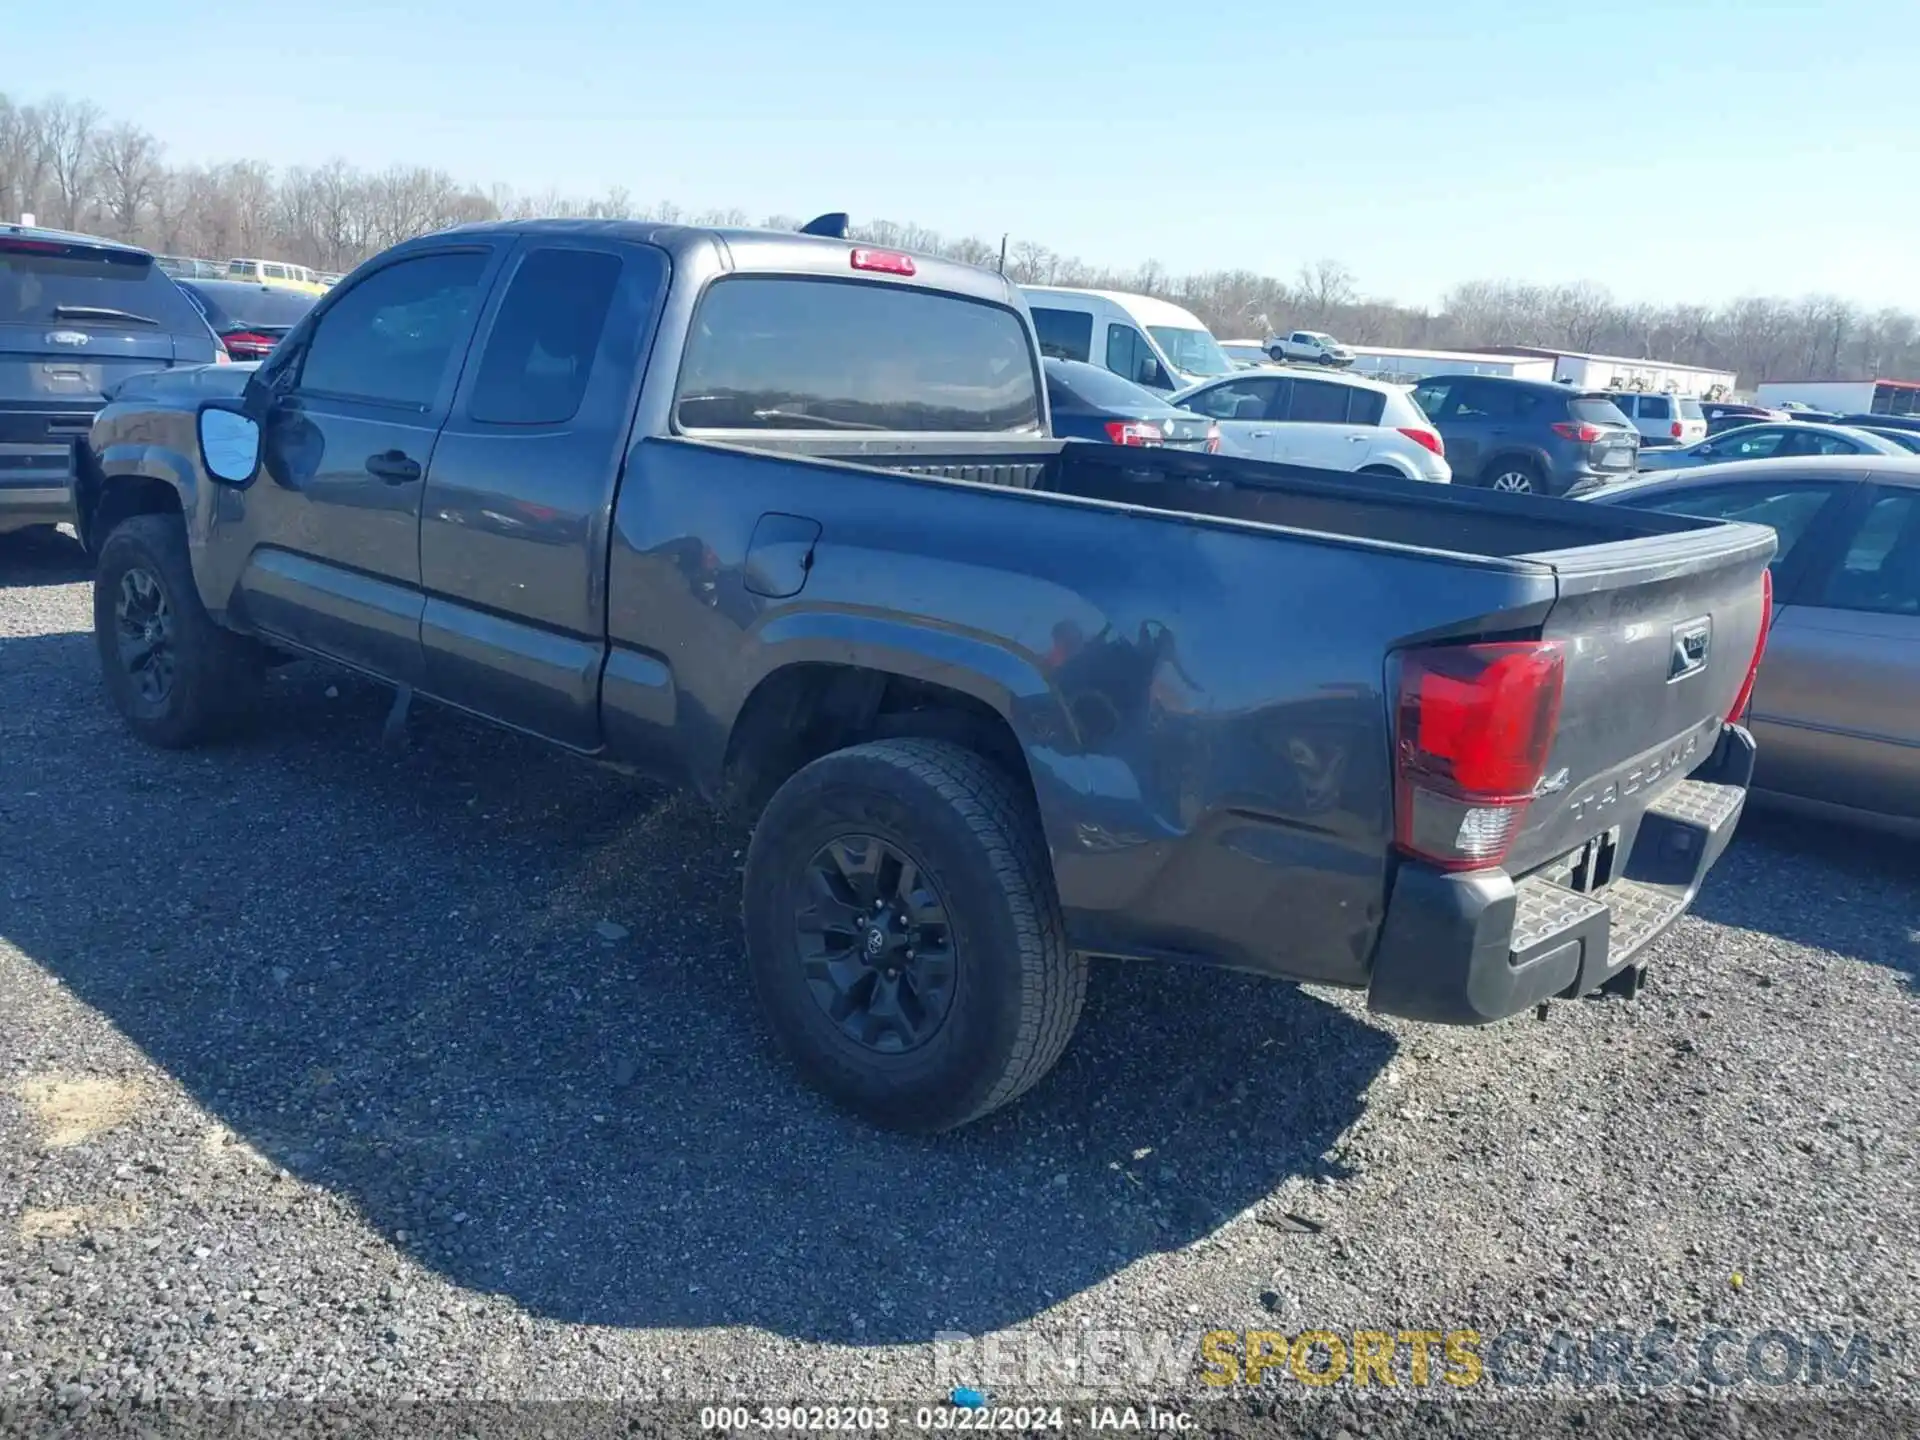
top-left (39, 96), bottom-right (101, 230)
top-left (95, 121), bottom-right (162, 241)
top-left (0, 95), bottom-right (52, 222)
top-left (1295, 258), bottom-right (1356, 322)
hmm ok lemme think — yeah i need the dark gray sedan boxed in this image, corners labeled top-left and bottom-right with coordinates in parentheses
top-left (1590, 457), bottom-right (1920, 835)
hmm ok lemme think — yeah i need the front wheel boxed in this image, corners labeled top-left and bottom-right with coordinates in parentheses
top-left (93, 514), bottom-right (264, 748)
top-left (743, 738), bottom-right (1086, 1132)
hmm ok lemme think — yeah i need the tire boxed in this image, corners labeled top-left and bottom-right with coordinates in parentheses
top-left (92, 513), bottom-right (264, 748)
top-left (743, 738), bottom-right (1086, 1132)
top-left (1483, 459), bottom-right (1541, 494)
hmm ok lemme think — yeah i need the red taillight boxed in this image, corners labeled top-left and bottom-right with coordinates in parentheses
top-left (1104, 420), bottom-right (1164, 446)
top-left (1393, 640), bottom-right (1567, 871)
top-left (1671, 420), bottom-right (1684, 439)
top-left (1551, 421), bottom-right (1602, 443)
top-left (221, 330), bottom-right (278, 359)
top-left (850, 247), bottom-right (916, 276)
top-left (1398, 425), bottom-right (1444, 456)
top-left (0, 237), bottom-right (65, 254)
top-left (1205, 423), bottom-right (1221, 453)
top-left (1725, 569), bottom-right (1773, 724)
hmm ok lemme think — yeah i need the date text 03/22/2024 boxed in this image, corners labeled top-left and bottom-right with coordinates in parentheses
top-left (697, 1404), bottom-right (1195, 1431)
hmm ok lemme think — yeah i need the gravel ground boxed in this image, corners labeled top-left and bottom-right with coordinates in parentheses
top-left (2, 526), bottom-right (1917, 1428)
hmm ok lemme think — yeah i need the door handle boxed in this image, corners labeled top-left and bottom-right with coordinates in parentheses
top-left (365, 450), bottom-right (421, 484)
top-left (1347, 435), bottom-right (1368, 443)
top-left (1250, 430), bottom-right (1272, 438)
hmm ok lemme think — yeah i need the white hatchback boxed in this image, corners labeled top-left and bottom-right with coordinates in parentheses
top-left (1171, 369), bottom-right (1451, 482)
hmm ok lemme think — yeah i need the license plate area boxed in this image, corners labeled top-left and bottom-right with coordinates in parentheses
top-left (1545, 827), bottom-right (1622, 895)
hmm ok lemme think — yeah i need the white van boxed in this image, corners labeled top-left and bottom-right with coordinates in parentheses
top-left (1021, 287), bottom-right (1237, 395)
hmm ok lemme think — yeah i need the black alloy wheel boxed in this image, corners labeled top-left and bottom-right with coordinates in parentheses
top-left (795, 834), bottom-right (957, 1053)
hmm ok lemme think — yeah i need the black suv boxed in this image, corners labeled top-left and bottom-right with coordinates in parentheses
top-left (2, 225), bottom-right (222, 537)
top-left (1410, 375), bottom-right (1639, 496)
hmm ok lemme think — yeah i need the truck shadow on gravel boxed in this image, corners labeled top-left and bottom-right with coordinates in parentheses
top-left (0, 528), bottom-right (90, 587)
top-left (3, 655), bottom-right (1393, 1346)
top-left (1693, 808), bottom-right (1918, 987)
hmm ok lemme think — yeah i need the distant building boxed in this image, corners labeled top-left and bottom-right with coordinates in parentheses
top-left (1752, 378), bottom-right (1920, 416)
top-left (1344, 345), bottom-right (1556, 385)
top-left (1463, 346), bottom-right (1736, 398)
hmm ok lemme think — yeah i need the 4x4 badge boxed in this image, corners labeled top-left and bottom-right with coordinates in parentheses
top-left (45, 330), bottom-right (90, 347)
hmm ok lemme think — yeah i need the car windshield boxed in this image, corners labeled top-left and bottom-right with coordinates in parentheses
top-left (1146, 325), bottom-right (1233, 378)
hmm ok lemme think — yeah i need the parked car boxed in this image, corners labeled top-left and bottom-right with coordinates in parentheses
top-left (0, 224), bottom-right (225, 537)
top-left (223, 258), bottom-right (329, 296)
top-left (78, 218), bottom-right (1769, 1131)
top-left (1409, 375), bottom-right (1637, 495)
top-left (1022, 287), bottom-right (1236, 393)
top-left (1590, 457), bottom-right (1920, 835)
top-left (1636, 423), bottom-right (1908, 473)
top-left (1836, 412), bottom-right (1920, 434)
top-left (1268, 330), bottom-right (1354, 367)
top-left (1703, 401), bottom-right (1787, 435)
top-left (1608, 391), bottom-right (1708, 448)
top-left (1857, 427), bottom-right (1920, 455)
top-left (1220, 340), bottom-right (1278, 370)
top-left (175, 279), bottom-right (318, 361)
top-left (1042, 358), bottom-right (1218, 450)
top-left (1778, 402), bottom-right (1844, 423)
top-left (154, 255), bottom-right (228, 281)
top-left (1172, 368), bottom-right (1450, 482)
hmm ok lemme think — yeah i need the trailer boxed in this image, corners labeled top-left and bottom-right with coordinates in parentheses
top-left (1753, 378), bottom-right (1920, 416)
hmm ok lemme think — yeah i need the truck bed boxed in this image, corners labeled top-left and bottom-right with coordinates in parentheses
top-left (732, 434), bottom-right (1737, 565)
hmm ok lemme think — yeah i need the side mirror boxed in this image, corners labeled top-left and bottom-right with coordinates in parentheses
top-left (1138, 359), bottom-right (1168, 390)
top-left (198, 403), bottom-right (261, 486)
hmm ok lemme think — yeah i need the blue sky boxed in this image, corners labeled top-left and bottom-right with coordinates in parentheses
top-left (12, 0), bottom-right (1918, 310)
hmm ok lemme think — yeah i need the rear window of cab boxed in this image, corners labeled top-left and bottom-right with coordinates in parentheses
top-left (675, 275), bottom-right (1042, 433)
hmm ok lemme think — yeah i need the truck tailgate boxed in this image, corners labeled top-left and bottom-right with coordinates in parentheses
top-left (1505, 519), bottom-right (1775, 874)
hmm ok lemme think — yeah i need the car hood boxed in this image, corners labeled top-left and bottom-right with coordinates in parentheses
top-left (108, 361), bottom-right (258, 404)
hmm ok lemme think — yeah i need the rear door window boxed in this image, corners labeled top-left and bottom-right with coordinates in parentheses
top-left (467, 247), bottom-right (627, 426)
top-left (1819, 492), bottom-right (1920, 614)
top-left (0, 240), bottom-right (206, 333)
top-left (1031, 307), bottom-right (1093, 363)
top-left (1453, 382), bottom-right (1529, 420)
top-left (675, 276), bottom-right (1041, 433)
top-left (1623, 480), bottom-right (1842, 569)
top-left (1283, 379), bottom-right (1351, 423)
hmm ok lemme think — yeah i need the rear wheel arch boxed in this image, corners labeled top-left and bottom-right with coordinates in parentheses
top-left (720, 661), bottom-right (1039, 828)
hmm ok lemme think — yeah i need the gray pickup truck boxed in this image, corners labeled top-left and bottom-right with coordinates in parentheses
top-left (77, 219), bottom-right (1774, 1131)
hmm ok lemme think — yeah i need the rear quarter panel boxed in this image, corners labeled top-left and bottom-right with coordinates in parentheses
top-left (604, 437), bottom-right (1561, 983)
